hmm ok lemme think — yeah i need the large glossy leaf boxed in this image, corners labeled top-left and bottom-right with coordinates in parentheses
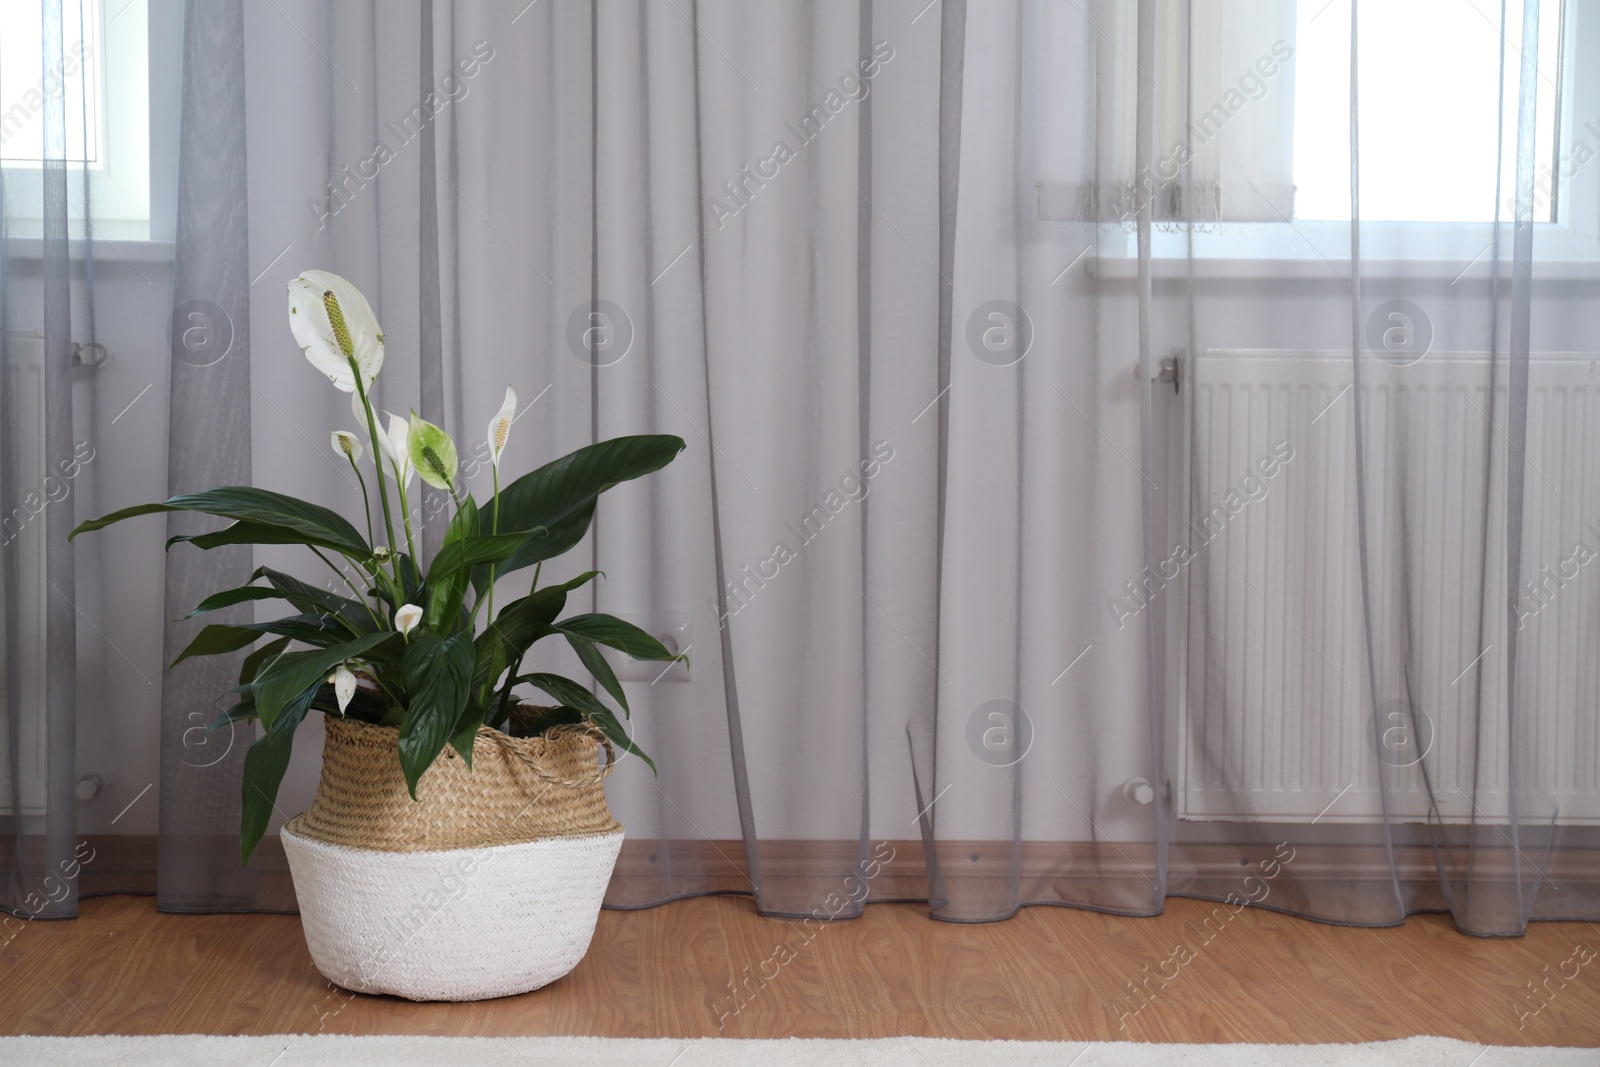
top-left (516, 671), bottom-right (654, 771)
top-left (448, 702), bottom-right (485, 764)
top-left (423, 532), bottom-right (532, 631)
top-left (253, 631), bottom-right (394, 729)
top-left (168, 520), bottom-right (354, 555)
top-left (253, 567), bottom-right (374, 631)
top-left (169, 625), bottom-right (262, 668)
top-left (239, 681), bottom-right (319, 864)
top-left (73, 487), bottom-right (369, 557)
top-left (427, 532), bottom-right (529, 583)
top-left (398, 629), bottom-right (476, 797)
top-left (207, 698), bottom-right (258, 733)
top-left (172, 613), bottom-right (358, 668)
top-left (565, 633), bottom-right (628, 715)
top-left (489, 436), bottom-right (685, 577)
top-left (551, 614), bottom-right (678, 661)
top-left (238, 636), bottom-right (291, 686)
top-left (183, 585), bottom-right (289, 619)
top-left (443, 494), bottom-right (479, 548)
top-left (472, 571), bottom-right (600, 692)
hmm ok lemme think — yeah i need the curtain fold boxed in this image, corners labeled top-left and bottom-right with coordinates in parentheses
top-left (42, 0), bottom-right (1595, 942)
top-left (157, 0), bottom-right (258, 912)
top-left (1, 0), bottom-right (86, 925)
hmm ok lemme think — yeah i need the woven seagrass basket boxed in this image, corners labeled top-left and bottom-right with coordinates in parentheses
top-left (281, 710), bottom-right (625, 1001)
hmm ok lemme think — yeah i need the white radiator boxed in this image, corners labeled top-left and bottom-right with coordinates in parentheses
top-left (0, 332), bottom-right (51, 816)
top-left (1176, 350), bottom-right (1600, 825)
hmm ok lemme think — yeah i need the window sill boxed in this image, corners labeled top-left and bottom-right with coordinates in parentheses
top-left (1086, 256), bottom-right (1600, 282)
top-left (5, 235), bottom-right (174, 265)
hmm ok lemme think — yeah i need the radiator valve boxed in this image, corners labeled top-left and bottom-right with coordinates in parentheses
top-left (1123, 777), bottom-right (1155, 805)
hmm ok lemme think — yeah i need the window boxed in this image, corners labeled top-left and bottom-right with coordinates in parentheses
top-left (0, 0), bottom-right (151, 237)
top-left (1034, 0), bottom-right (1599, 269)
top-left (1292, 0), bottom-right (1564, 223)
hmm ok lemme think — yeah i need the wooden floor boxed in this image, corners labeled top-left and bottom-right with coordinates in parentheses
top-left (2, 894), bottom-right (1597, 1045)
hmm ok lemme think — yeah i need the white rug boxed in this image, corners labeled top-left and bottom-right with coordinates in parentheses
top-left (0, 1035), bottom-right (1591, 1066)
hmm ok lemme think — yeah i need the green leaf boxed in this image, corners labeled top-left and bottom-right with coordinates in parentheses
top-left (565, 633), bottom-right (628, 716)
top-left (444, 494), bottom-right (479, 548)
top-left (239, 681), bottom-right (319, 864)
top-left (472, 571), bottom-right (600, 692)
top-left (253, 567), bottom-right (374, 630)
top-left (427, 532), bottom-right (529, 581)
top-left (252, 613), bottom-right (356, 648)
top-left (207, 699), bottom-right (258, 732)
top-left (489, 436), bottom-right (686, 577)
top-left (582, 705), bottom-right (654, 773)
top-left (75, 486), bottom-right (369, 556)
top-left (448, 703), bottom-right (485, 764)
top-left (551, 613), bottom-right (678, 661)
top-left (173, 613), bottom-right (359, 668)
top-left (398, 629), bottom-right (476, 797)
top-left (253, 631), bottom-right (394, 730)
top-left (516, 671), bottom-right (654, 771)
top-left (239, 636), bottom-right (291, 686)
top-left (170, 625), bottom-right (262, 668)
top-left (183, 585), bottom-right (289, 619)
top-left (423, 532), bottom-right (533, 631)
top-left (168, 520), bottom-right (354, 555)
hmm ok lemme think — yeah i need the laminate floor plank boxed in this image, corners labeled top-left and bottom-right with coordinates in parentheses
top-left (1, 895), bottom-right (1596, 1046)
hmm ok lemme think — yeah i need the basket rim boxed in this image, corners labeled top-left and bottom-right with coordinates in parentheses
top-left (322, 709), bottom-right (597, 754)
top-left (321, 711), bottom-right (617, 786)
top-left (283, 813), bottom-right (624, 854)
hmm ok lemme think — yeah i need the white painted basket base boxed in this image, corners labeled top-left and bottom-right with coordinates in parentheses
top-left (282, 824), bottom-right (623, 1002)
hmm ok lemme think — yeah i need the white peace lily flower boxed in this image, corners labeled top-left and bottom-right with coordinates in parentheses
top-left (286, 270), bottom-right (385, 393)
top-left (330, 430), bottom-right (364, 463)
top-left (327, 664), bottom-right (358, 714)
top-left (393, 604), bottom-right (423, 638)
top-left (486, 386), bottom-right (517, 469)
top-left (375, 411), bottom-right (415, 489)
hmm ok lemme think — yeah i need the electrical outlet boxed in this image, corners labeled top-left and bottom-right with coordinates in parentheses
top-left (611, 613), bottom-right (692, 683)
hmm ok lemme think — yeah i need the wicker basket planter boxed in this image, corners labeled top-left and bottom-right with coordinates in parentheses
top-left (281, 714), bottom-right (623, 1002)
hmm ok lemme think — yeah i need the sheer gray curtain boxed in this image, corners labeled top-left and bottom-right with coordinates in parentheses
top-left (1164, 0), bottom-right (1598, 937)
top-left (1, 0), bottom-right (86, 925)
top-left (72, 0), bottom-right (1600, 941)
top-left (158, 0), bottom-right (257, 911)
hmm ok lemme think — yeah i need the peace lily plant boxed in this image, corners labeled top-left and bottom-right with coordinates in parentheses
top-left (72, 270), bottom-right (685, 862)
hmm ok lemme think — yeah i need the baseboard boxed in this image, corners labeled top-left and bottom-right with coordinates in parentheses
top-left (20, 834), bottom-right (1599, 917)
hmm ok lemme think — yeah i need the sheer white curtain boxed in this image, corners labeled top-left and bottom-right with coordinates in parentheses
top-left (1, 0), bottom-right (88, 924)
top-left (128, 0), bottom-right (1599, 936)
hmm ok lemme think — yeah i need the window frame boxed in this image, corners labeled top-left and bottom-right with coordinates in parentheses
top-left (1087, 0), bottom-right (1600, 277)
top-left (1, 0), bottom-right (181, 247)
